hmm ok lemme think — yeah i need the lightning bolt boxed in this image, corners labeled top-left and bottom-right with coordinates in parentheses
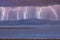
top-left (24, 7), bottom-right (28, 19)
top-left (48, 6), bottom-right (58, 20)
top-left (6, 8), bottom-right (9, 20)
top-left (1, 7), bottom-right (6, 20)
top-left (36, 7), bottom-right (42, 19)
top-left (16, 7), bottom-right (21, 20)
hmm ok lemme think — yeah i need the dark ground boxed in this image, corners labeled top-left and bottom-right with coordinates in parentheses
top-left (0, 25), bottom-right (60, 39)
top-left (0, 19), bottom-right (60, 39)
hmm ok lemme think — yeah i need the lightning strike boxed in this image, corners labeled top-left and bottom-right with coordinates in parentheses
top-left (24, 7), bottom-right (28, 19)
top-left (48, 6), bottom-right (58, 20)
top-left (36, 7), bottom-right (42, 19)
top-left (1, 7), bottom-right (6, 20)
top-left (16, 7), bottom-right (21, 20)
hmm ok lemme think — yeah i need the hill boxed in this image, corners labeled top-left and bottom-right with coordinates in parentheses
top-left (0, 18), bottom-right (60, 25)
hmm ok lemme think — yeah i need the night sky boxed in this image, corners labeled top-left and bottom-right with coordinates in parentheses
top-left (0, 0), bottom-right (60, 6)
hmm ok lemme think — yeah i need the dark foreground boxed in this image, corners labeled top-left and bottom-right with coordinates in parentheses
top-left (0, 25), bottom-right (60, 39)
top-left (0, 19), bottom-right (60, 39)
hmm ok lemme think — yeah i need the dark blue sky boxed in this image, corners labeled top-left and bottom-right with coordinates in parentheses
top-left (0, 0), bottom-right (60, 6)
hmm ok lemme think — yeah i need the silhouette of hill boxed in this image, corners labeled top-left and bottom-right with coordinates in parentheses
top-left (0, 18), bottom-right (60, 25)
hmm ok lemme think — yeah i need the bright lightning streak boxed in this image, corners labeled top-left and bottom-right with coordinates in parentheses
top-left (16, 7), bottom-right (21, 20)
top-left (0, 8), bottom-right (2, 20)
top-left (1, 7), bottom-right (6, 20)
top-left (24, 7), bottom-right (28, 19)
top-left (48, 6), bottom-right (58, 20)
top-left (36, 7), bottom-right (42, 19)
top-left (6, 8), bottom-right (9, 20)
